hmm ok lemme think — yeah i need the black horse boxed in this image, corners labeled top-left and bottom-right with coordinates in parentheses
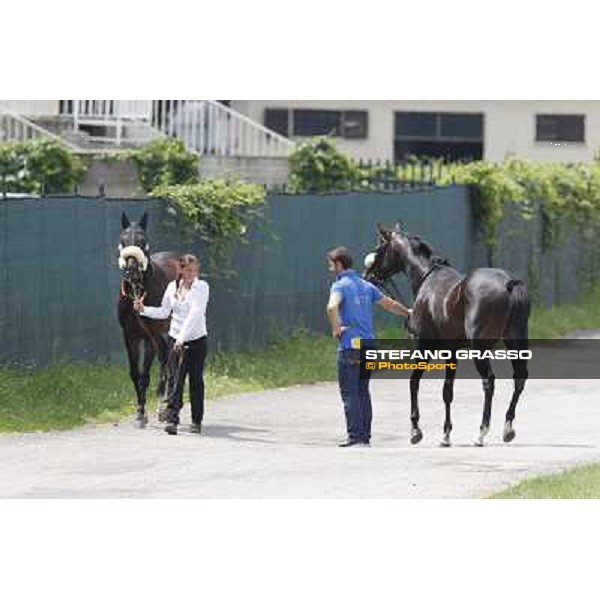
top-left (364, 222), bottom-right (530, 447)
top-left (117, 212), bottom-right (180, 426)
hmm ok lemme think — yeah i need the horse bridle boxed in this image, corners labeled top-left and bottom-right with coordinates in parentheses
top-left (120, 262), bottom-right (146, 303)
top-left (120, 251), bottom-right (159, 352)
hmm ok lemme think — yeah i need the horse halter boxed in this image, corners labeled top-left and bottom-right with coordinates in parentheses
top-left (118, 243), bottom-right (150, 302)
top-left (364, 243), bottom-right (410, 307)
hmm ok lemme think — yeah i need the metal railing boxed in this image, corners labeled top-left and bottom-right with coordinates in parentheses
top-left (150, 100), bottom-right (294, 157)
top-left (63, 99), bottom-right (294, 156)
top-left (0, 107), bottom-right (78, 149)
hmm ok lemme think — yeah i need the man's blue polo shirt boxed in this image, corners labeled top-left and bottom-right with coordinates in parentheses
top-left (330, 269), bottom-right (384, 351)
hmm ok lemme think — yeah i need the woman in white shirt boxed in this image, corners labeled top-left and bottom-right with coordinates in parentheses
top-left (135, 254), bottom-right (209, 435)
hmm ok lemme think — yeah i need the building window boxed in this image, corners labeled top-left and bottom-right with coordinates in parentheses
top-left (293, 110), bottom-right (342, 136)
top-left (394, 111), bottom-right (484, 162)
top-left (341, 111), bottom-right (368, 139)
top-left (264, 108), bottom-right (368, 139)
top-left (264, 108), bottom-right (289, 137)
top-left (440, 113), bottom-right (483, 139)
top-left (396, 111), bottom-right (437, 138)
top-left (536, 114), bottom-right (585, 143)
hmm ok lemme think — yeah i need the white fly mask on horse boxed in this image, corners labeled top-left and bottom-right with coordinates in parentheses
top-left (364, 252), bottom-right (376, 270)
top-left (118, 244), bottom-right (149, 272)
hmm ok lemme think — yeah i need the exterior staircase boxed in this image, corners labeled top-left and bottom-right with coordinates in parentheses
top-left (0, 100), bottom-right (294, 158)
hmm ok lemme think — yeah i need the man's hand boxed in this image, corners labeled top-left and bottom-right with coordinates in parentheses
top-left (377, 295), bottom-right (411, 318)
top-left (173, 341), bottom-right (184, 354)
top-left (332, 325), bottom-right (349, 339)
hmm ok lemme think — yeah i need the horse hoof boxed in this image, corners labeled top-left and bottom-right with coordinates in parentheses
top-left (473, 439), bottom-right (484, 447)
top-left (503, 425), bottom-right (516, 443)
top-left (410, 429), bottom-right (423, 445)
top-left (440, 438), bottom-right (451, 448)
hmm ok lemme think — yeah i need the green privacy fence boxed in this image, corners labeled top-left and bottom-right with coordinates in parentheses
top-left (1, 185), bottom-right (596, 366)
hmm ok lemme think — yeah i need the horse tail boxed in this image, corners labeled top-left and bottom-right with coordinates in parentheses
top-left (506, 279), bottom-right (530, 340)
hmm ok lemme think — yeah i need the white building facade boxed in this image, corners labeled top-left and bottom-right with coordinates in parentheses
top-left (231, 100), bottom-right (600, 163)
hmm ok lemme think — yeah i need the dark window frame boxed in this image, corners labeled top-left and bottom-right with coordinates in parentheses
top-left (395, 111), bottom-right (484, 143)
top-left (264, 107), bottom-right (369, 139)
top-left (394, 111), bottom-right (484, 163)
top-left (535, 114), bottom-right (585, 143)
top-left (293, 109), bottom-right (343, 137)
top-left (341, 110), bottom-right (368, 139)
top-left (264, 108), bottom-right (290, 137)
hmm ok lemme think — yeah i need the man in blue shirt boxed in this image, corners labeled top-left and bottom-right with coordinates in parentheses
top-left (326, 246), bottom-right (411, 447)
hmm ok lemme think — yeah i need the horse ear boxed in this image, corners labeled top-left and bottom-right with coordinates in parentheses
top-left (377, 222), bottom-right (392, 241)
top-left (139, 212), bottom-right (148, 231)
top-left (394, 220), bottom-right (403, 233)
top-left (121, 212), bottom-right (130, 230)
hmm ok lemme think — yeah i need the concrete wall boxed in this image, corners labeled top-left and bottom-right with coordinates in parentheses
top-left (79, 158), bottom-right (144, 198)
top-left (199, 156), bottom-right (289, 186)
top-left (0, 100), bottom-right (59, 116)
top-left (78, 155), bottom-right (289, 197)
top-left (232, 100), bottom-right (600, 163)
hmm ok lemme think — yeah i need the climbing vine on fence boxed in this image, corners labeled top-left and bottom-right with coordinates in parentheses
top-left (288, 137), bottom-right (600, 256)
top-left (151, 179), bottom-right (267, 271)
top-left (438, 159), bottom-right (600, 253)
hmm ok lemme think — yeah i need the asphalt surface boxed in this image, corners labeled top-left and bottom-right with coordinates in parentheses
top-left (1, 372), bottom-right (599, 498)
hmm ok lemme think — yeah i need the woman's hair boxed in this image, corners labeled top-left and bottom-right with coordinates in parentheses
top-left (179, 254), bottom-right (199, 269)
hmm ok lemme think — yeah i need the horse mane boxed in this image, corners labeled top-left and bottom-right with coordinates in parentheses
top-left (408, 235), bottom-right (451, 267)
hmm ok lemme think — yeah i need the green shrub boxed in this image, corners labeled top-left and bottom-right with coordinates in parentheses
top-left (288, 137), bottom-right (359, 193)
top-left (129, 138), bottom-right (199, 192)
top-left (0, 139), bottom-right (84, 194)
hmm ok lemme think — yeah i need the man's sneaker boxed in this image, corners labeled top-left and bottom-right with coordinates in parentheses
top-left (338, 439), bottom-right (370, 447)
top-left (338, 439), bottom-right (361, 447)
top-left (189, 423), bottom-right (202, 434)
top-left (164, 423), bottom-right (178, 435)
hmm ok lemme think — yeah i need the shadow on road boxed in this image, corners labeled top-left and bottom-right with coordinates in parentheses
top-left (199, 424), bottom-right (275, 445)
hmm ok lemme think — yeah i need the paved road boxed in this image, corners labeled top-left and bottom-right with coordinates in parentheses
top-left (1, 374), bottom-right (599, 498)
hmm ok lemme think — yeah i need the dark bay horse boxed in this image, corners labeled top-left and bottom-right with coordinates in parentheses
top-left (364, 222), bottom-right (530, 447)
top-left (117, 212), bottom-right (180, 426)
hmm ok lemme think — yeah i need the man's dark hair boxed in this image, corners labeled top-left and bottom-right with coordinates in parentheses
top-left (327, 246), bottom-right (353, 270)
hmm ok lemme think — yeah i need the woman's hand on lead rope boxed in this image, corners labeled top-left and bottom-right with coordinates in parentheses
top-left (133, 293), bottom-right (146, 313)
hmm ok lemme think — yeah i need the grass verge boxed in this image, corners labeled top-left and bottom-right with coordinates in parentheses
top-left (490, 463), bottom-right (600, 499)
top-left (528, 284), bottom-right (600, 338)
top-left (2, 284), bottom-right (600, 433)
top-left (0, 330), bottom-right (338, 433)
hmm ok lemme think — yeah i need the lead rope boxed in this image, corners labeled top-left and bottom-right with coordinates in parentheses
top-left (121, 278), bottom-right (160, 353)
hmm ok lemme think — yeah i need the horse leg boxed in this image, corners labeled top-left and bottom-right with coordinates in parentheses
top-left (136, 338), bottom-right (156, 426)
top-left (440, 358), bottom-right (457, 447)
top-left (124, 334), bottom-right (147, 427)
top-left (409, 368), bottom-right (424, 444)
top-left (503, 339), bottom-right (529, 443)
top-left (473, 357), bottom-right (495, 446)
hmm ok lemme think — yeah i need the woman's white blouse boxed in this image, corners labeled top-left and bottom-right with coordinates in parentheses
top-left (141, 278), bottom-right (209, 344)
